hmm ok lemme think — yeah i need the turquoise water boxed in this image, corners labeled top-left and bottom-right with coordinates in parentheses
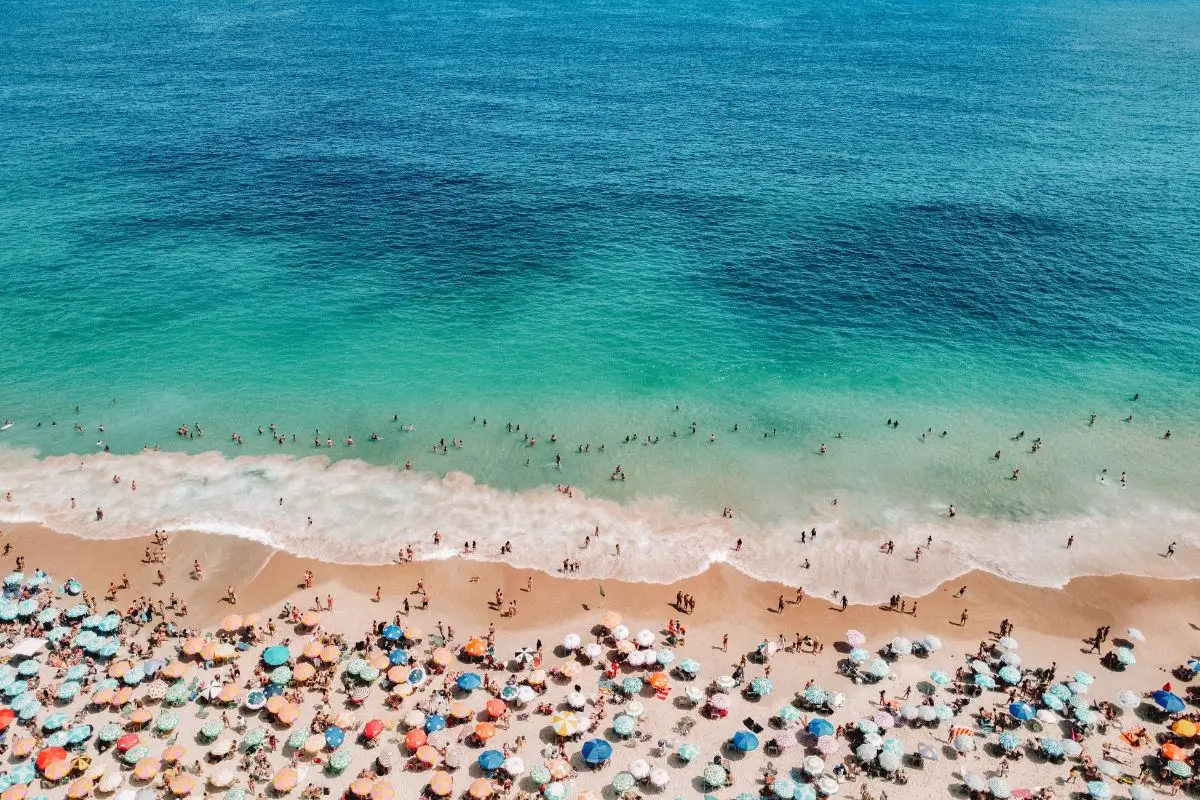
top-left (2, 0), bottom-right (1199, 596)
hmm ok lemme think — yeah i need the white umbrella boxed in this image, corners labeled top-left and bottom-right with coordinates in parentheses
top-left (1000, 652), bottom-right (1021, 666)
top-left (890, 637), bottom-right (912, 655)
top-left (515, 686), bottom-right (536, 704)
top-left (625, 701), bottom-right (644, 718)
top-left (562, 634), bottom-right (581, 651)
top-left (502, 756), bottom-right (525, 775)
top-left (208, 739), bottom-right (235, 757)
top-left (566, 692), bottom-right (587, 709)
top-left (1126, 628), bottom-right (1145, 643)
top-left (209, 770), bottom-right (236, 788)
top-left (582, 643), bottom-right (604, 660)
top-left (997, 637), bottom-right (1018, 651)
top-left (816, 776), bottom-right (840, 795)
top-left (922, 635), bottom-right (942, 652)
top-left (404, 710), bottom-right (426, 729)
top-left (716, 676), bottom-right (736, 691)
top-left (629, 759), bottom-right (650, 779)
top-left (648, 768), bottom-right (669, 788)
top-left (627, 650), bottom-right (645, 667)
top-left (826, 692), bottom-right (845, 709)
top-left (635, 630), bottom-right (655, 648)
top-left (611, 625), bottom-right (629, 641)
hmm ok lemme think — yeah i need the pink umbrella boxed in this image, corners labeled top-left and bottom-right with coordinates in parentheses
top-left (873, 712), bottom-right (895, 730)
top-left (708, 694), bottom-right (730, 711)
top-left (844, 630), bottom-right (866, 647)
top-left (817, 736), bottom-right (840, 755)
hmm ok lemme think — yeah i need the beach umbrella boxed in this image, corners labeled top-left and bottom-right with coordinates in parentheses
top-left (848, 648), bottom-right (869, 663)
top-left (627, 759), bottom-right (650, 780)
top-left (802, 755), bottom-right (825, 776)
top-left (261, 646), bottom-right (289, 667)
top-left (816, 736), bottom-right (840, 755)
top-left (1097, 760), bottom-right (1122, 778)
top-left (962, 772), bottom-right (987, 791)
top-left (878, 752), bottom-right (902, 772)
top-left (751, 676), bottom-right (774, 696)
top-left (549, 710), bottom-right (580, 737)
top-left (286, 730), bottom-right (308, 751)
top-left (163, 685), bottom-right (187, 706)
top-left (455, 673), bottom-right (482, 692)
top-left (579, 643), bottom-right (603, 661)
top-left (1115, 647), bottom-right (1136, 666)
top-left (1073, 671), bottom-right (1095, 686)
top-left (844, 630), bottom-right (866, 647)
top-left (857, 719), bottom-right (878, 736)
top-left (676, 742), bottom-right (699, 762)
top-left (867, 660), bottom-right (890, 679)
top-left (701, 765), bottom-right (726, 787)
top-left (656, 648), bottom-right (675, 666)
top-left (1009, 702), bottom-right (1035, 721)
top-left (155, 711), bottom-right (179, 732)
top-left (1172, 719), bottom-right (1198, 737)
top-left (974, 674), bottom-right (996, 690)
top-left (808, 718), bottom-right (834, 737)
top-left (16, 662), bottom-right (39, 678)
top-left (324, 750), bottom-right (352, 774)
top-left (1041, 693), bottom-right (1065, 711)
top-left (123, 746), bottom-right (150, 765)
top-left (1060, 740), bottom-right (1083, 757)
top-left (621, 677), bottom-right (643, 695)
top-left (323, 726), bottom-right (345, 748)
top-left (929, 671), bottom-right (950, 685)
top-left (998, 666), bottom-right (1021, 685)
top-left (1000, 652), bottom-right (1021, 666)
top-left (382, 624), bottom-right (403, 641)
top-left (634, 629), bottom-right (655, 647)
top-left (971, 660), bottom-right (991, 674)
top-left (1085, 781), bottom-right (1110, 799)
top-left (997, 636), bottom-right (1018, 650)
top-left (65, 725), bottom-right (92, 745)
top-left (528, 765), bottom-right (552, 785)
top-left (898, 703), bottom-right (919, 720)
top-left (731, 731), bottom-right (759, 751)
top-left (998, 732), bottom-right (1020, 751)
top-left (612, 715), bottom-right (637, 736)
top-left (13, 762), bottom-right (40, 784)
top-left (890, 637), bottom-right (912, 655)
top-left (773, 776), bottom-right (796, 799)
top-left (921, 634), bottom-right (943, 653)
top-left (423, 715), bottom-right (445, 734)
top-left (477, 750), bottom-right (504, 772)
top-left (880, 737), bottom-right (905, 757)
top-left (1153, 690), bottom-right (1185, 712)
top-left (804, 686), bottom-right (828, 705)
top-left (716, 675), bottom-right (737, 692)
top-left (1069, 681), bottom-right (1090, 695)
top-left (271, 768), bottom-right (298, 794)
top-left (1129, 787), bottom-right (1154, 800)
top-left (427, 773), bottom-right (453, 797)
top-left (200, 719), bottom-right (224, 739)
top-left (855, 743), bottom-right (878, 762)
top-left (779, 705), bottom-right (802, 724)
top-left (816, 776), bottom-right (839, 796)
top-left (648, 767), bottom-right (669, 788)
top-left (542, 782), bottom-right (567, 800)
top-left (794, 785), bottom-right (817, 800)
top-left (1115, 690), bottom-right (1140, 710)
top-left (624, 700), bottom-right (644, 718)
top-left (1167, 760), bottom-right (1193, 778)
top-left (56, 682), bottom-right (82, 701)
top-left (953, 734), bottom-right (974, 753)
top-left (1047, 683), bottom-right (1072, 700)
top-left (988, 777), bottom-right (1011, 798)
top-left (678, 657), bottom-right (701, 675)
top-left (1162, 743), bottom-right (1189, 762)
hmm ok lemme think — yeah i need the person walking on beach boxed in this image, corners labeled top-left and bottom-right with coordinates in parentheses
top-left (841, 596), bottom-right (848, 612)
top-left (777, 595), bottom-right (785, 613)
top-left (1067, 536), bottom-right (1074, 550)
top-left (721, 633), bottom-right (728, 652)
top-left (1167, 541), bottom-right (1177, 558)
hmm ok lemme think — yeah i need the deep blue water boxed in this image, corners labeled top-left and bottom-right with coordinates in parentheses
top-left (2, 0), bottom-right (1199, 559)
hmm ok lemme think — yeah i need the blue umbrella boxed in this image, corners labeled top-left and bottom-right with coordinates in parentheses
top-left (388, 649), bottom-right (409, 666)
top-left (621, 677), bottom-right (643, 695)
top-left (382, 625), bottom-right (403, 641)
top-left (1153, 691), bottom-right (1185, 713)
top-left (1041, 693), bottom-right (1065, 712)
top-left (477, 750), bottom-right (504, 771)
top-left (66, 724), bottom-right (93, 745)
top-left (262, 646), bottom-right (290, 667)
top-left (425, 714), bottom-right (446, 733)
top-left (263, 683), bottom-right (284, 697)
top-left (1188, 659), bottom-right (1200, 673)
top-left (456, 673), bottom-right (482, 692)
top-left (407, 668), bottom-right (427, 685)
top-left (581, 739), bottom-right (613, 764)
top-left (324, 727), bottom-right (345, 748)
top-left (731, 731), bottom-right (759, 751)
top-left (808, 718), bottom-right (834, 737)
top-left (1008, 702), bottom-right (1035, 721)
top-left (17, 661), bottom-right (39, 677)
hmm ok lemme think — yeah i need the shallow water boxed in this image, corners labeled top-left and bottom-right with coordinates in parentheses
top-left (2, 0), bottom-right (1199, 599)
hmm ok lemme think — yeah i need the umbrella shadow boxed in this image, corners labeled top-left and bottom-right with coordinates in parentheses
top-left (941, 745), bottom-right (960, 761)
top-left (832, 642), bottom-right (851, 654)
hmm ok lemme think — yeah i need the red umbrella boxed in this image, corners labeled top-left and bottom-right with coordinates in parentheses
top-left (36, 747), bottom-right (69, 772)
top-left (404, 729), bottom-right (427, 751)
top-left (115, 734), bottom-right (141, 752)
top-left (0, 708), bottom-right (15, 731)
top-left (364, 720), bottom-right (384, 740)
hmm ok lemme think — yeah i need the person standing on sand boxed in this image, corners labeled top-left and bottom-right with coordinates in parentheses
top-left (841, 596), bottom-right (848, 612)
top-left (959, 610), bottom-right (969, 626)
top-left (721, 633), bottom-right (728, 652)
top-left (325, 594), bottom-right (333, 611)
top-left (777, 596), bottom-right (785, 613)
top-left (1067, 536), bottom-right (1074, 550)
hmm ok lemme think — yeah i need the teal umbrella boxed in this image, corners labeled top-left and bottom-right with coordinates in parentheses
top-left (773, 776), bottom-right (796, 799)
top-left (750, 677), bottom-right (774, 696)
top-left (66, 724), bottom-right (93, 745)
top-left (702, 764), bottom-right (726, 787)
top-left (613, 714), bottom-right (637, 736)
top-left (1042, 693), bottom-right (1065, 711)
top-left (867, 660), bottom-right (890, 679)
top-left (1073, 671), bottom-right (1095, 686)
top-left (974, 674), bottom-right (996, 690)
top-left (287, 730), bottom-right (307, 749)
top-left (64, 665), bottom-right (88, 681)
top-left (0, 605), bottom-right (18, 622)
top-left (243, 728), bottom-right (267, 748)
top-left (98, 722), bottom-right (123, 742)
top-left (226, 790), bottom-right (247, 800)
top-left (200, 719), bottom-right (225, 739)
top-left (779, 706), bottom-right (802, 723)
top-left (327, 751), bottom-right (353, 772)
top-left (611, 773), bottom-right (636, 793)
top-left (528, 765), bottom-right (551, 785)
top-left (17, 661), bottom-right (39, 677)
top-left (8, 764), bottom-right (36, 785)
top-left (929, 671), bottom-right (950, 685)
top-left (345, 658), bottom-right (367, 676)
top-left (857, 719), bottom-right (878, 734)
top-left (36, 608), bottom-right (58, 625)
top-left (1115, 647), bottom-right (1136, 666)
top-left (803, 686), bottom-right (828, 705)
top-left (998, 732), bottom-right (1020, 751)
top-left (15, 600), bottom-right (37, 617)
top-left (164, 684), bottom-right (188, 705)
top-left (156, 711), bottom-right (180, 731)
top-left (42, 713), bottom-right (69, 731)
top-left (45, 732), bottom-right (69, 749)
top-left (56, 681), bottom-right (81, 701)
top-left (881, 737), bottom-right (904, 755)
top-left (122, 667), bottom-right (145, 685)
top-left (359, 666), bottom-right (380, 682)
top-left (677, 742), bottom-right (700, 762)
top-left (543, 782), bottom-right (568, 800)
top-left (998, 666), bottom-right (1021, 684)
top-left (1047, 683), bottom-right (1072, 701)
top-left (679, 658), bottom-right (700, 675)
top-left (261, 646), bottom-right (290, 667)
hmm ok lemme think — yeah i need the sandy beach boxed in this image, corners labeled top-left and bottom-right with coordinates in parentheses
top-left (1, 521), bottom-right (1198, 800)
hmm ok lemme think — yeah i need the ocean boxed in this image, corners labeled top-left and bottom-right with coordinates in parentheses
top-left (2, 0), bottom-right (1199, 601)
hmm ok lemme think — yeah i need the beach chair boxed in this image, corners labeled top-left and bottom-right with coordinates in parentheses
top-left (655, 686), bottom-right (671, 702)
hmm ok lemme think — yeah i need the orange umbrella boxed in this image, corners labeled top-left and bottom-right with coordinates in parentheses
top-left (474, 722), bottom-right (496, 741)
top-left (428, 773), bottom-right (453, 797)
top-left (66, 779), bottom-right (93, 799)
top-left (13, 738), bottom-right (36, 757)
top-left (415, 745), bottom-right (440, 766)
top-left (404, 729), bottom-right (427, 750)
top-left (272, 768), bottom-right (299, 793)
top-left (402, 626), bottom-right (423, 641)
top-left (113, 688), bottom-right (134, 707)
top-left (292, 663), bottom-right (316, 683)
top-left (43, 760), bottom-right (71, 782)
top-left (276, 704), bottom-right (300, 726)
top-left (161, 745), bottom-right (187, 763)
top-left (1, 786), bottom-right (28, 800)
top-left (161, 661), bottom-right (188, 679)
top-left (132, 759), bottom-right (159, 781)
top-left (547, 759), bottom-right (570, 779)
top-left (301, 611), bottom-right (320, 628)
top-left (1163, 743), bottom-right (1189, 761)
top-left (217, 685), bottom-right (240, 704)
top-left (181, 637), bottom-right (205, 656)
top-left (320, 645), bottom-right (340, 664)
top-left (388, 666), bottom-right (409, 684)
top-left (90, 689), bottom-right (115, 706)
top-left (107, 661), bottom-right (132, 679)
top-left (219, 614), bottom-right (242, 633)
top-left (198, 642), bottom-right (218, 662)
top-left (266, 695), bottom-right (287, 715)
top-left (431, 649), bottom-right (452, 666)
top-left (1172, 720), bottom-right (1197, 738)
top-left (129, 708), bottom-right (152, 725)
top-left (485, 699), bottom-right (506, 719)
top-left (169, 774), bottom-right (197, 795)
top-left (37, 746), bottom-right (69, 771)
top-left (647, 672), bottom-right (670, 690)
top-left (369, 654), bottom-right (390, 671)
top-left (243, 613), bottom-right (260, 627)
top-left (303, 640), bottom-right (323, 659)
top-left (449, 702), bottom-right (473, 720)
top-left (349, 779), bottom-right (374, 797)
top-left (333, 711), bottom-right (357, 728)
top-left (370, 781), bottom-right (395, 800)
top-left (601, 611), bottom-right (622, 629)
top-left (469, 779), bottom-right (493, 799)
top-left (463, 639), bottom-right (487, 658)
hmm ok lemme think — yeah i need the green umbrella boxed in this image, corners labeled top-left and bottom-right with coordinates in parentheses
top-left (327, 751), bottom-right (353, 772)
top-left (123, 745), bottom-right (150, 763)
top-left (227, 789), bottom-right (247, 800)
top-left (345, 659), bottom-right (366, 676)
top-left (269, 667), bottom-right (292, 685)
top-left (164, 684), bottom-right (188, 706)
top-left (529, 765), bottom-right (551, 785)
top-left (779, 706), bottom-right (801, 723)
top-left (613, 714), bottom-right (636, 736)
top-left (702, 764), bottom-right (726, 787)
top-left (677, 742), bottom-right (700, 762)
top-left (201, 719), bottom-right (225, 739)
top-left (611, 773), bottom-right (636, 793)
top-left (750, 677), bottom-right (774, 696)
top-left (543, 783), bottom-right (567, 800)
top-left (97, 722), bottom-right (123, 742)
top-left (156, 710), bottom-right (180, 732)
top-left (243, 728), bottom-right (266, 748)
top-left (287, 730), bottom-right (308, 749)
top-left (359, 666), bottom-right (380, 682)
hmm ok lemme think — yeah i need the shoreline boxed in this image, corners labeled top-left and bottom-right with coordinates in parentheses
top-left (1, 446), bottom-right (1197, 606)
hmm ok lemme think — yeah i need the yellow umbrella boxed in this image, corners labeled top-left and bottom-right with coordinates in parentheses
top-left (168, 774), bottom-right (197, 796)
top-left (415, 746), bottom-right (440, 766)
top-left (431, 649), bottom-right (452, 666)
top-left (428, 773), bottom-right (453, 797)
top-left (469, 779), bottom-right (493, 799)
top-left (403, 626), bottom-right (423, 641)
top-left (272, 768), bottom-right (299, 793)
top-left (302, 734), bottom-right (325, 755)
top-left (243, 613), bottom-right (260, 627)
top-left (292, 663), bottom-right (316, 683)
top-left (558, 661), bottom-right (581, 678)
top-left (132, 759), bottom-right (160, 781)
top-left (129, 708), bottom-right (152, 725)
top-left (90, 689), bottom-right (115, 706)
top-left (276, 704), bottom-right (300, 726)
top-left (349, 779), bottom-right (374, 797)
top-left (550, 711), bottom-right (580, 737)
top-left (161, 661), bottom-right (188, 679)
top-left (528, 670), bottom-right (547, 684)
top-left (1172, 719), bottom-right (1198, 738)
top-left (387, 666), bottom-right (409, 683)
top-left (615, 640), bottom-right (635, 654)
top-left (370, 781), bottom-right (395, 800)
top-left (12, 738), bottom-right (36, 757)
top-left (266, 696), bottom-right (287, 715)
top-left (44, 760), bottom-right (72, 782)
top-left (70, 756), bottom-right (92, 774)
top-left (181, 637), bottom-right (205, 656)
top-left (601, 611), bottom-right (622, 629)
top-left (333, 711), bottom-right (357, 728)
top-left (66, 779), bottom-right (93, 799)
top-left (303, 640), bottom-right (323, 659)
top-left (1, 787), bottom-right (27, 800)
top-left (369, 654), bottom-right (390, 671)
top-left (161, 745), bottom-right (187, 763)
top-left (547, 759), bottom-right (571, 779)
top-left (391, 682), bottom-right (413, 698)
top-left (319, 645), bottom-right (339, 663)
top-left (300, 611), bottom-right (320, 628)
top-left (449, 702), bottom-right (473, 720)
top-left (219, 614), bottom-right (242, 633)
top-left (113, 688), bottom-right (134, 707)
top-left (217, 685), bottom-right (240, 704)
top-left (107, 661), bottom-right (132, 679)
top-left (198, 642), bottom-right (218, 662)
